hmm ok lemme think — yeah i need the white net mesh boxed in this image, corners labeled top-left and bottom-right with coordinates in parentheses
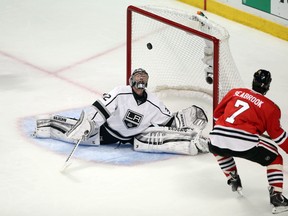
top-left (128, 5), bottom-right (244, 103)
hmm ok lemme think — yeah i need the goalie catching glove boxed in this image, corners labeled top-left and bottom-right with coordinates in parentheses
top-left (174, 105), bottom-right (208, 131)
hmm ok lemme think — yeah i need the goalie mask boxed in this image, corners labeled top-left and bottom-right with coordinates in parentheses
top-left (252, 69), bottom-right (272, 95)
top-left (129, 68), bottom-right (149, 89)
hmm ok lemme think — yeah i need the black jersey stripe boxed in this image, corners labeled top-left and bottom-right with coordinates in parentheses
top-left (210, 126), bottom-right (259, 143)
top-left (274, 131), bottom-right (287, 144)
top-left (210, 131), bottom-right (259, 143)
top-left (212, 126), bottom-right (258, 139)
top-left (92, 92), bottom-right (134, 120)
top-left (93, 100), bottom-right (110, 120)
top-left (105, 92), bottom-right (133, 107)
top-left (147, 100), bottom-right (171, 117)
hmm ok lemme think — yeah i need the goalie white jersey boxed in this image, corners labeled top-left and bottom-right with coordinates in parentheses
top-left (88, 85), bottom-right (173, 139)
top-left (34, 85), bottom-right (209, 154)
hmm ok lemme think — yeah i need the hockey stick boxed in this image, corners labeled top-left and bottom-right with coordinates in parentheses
top-left (61, 136), bottom-right (83, 172)
top-left (61, 111), bottom-right (91, 172)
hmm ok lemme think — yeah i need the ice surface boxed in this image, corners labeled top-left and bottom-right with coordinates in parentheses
top-left (1, 0), bottom-right (288, 216)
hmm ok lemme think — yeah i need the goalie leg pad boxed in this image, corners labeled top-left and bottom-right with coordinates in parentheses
top-left (33, 114), bottom-right (78, 138)
top-left (192, 133), bottom-right (210, 153)
top-left (33, 113), bottom-right (99, 145)
top-left (33, 114), bottom-right (52, 138)
top-left (134, 127), bottom-right (199, 155)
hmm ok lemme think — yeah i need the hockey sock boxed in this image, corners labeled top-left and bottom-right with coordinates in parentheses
top-left (215, 154), bottom-right (238, 178)
top-left (267, 154), bottom-right (284, 192)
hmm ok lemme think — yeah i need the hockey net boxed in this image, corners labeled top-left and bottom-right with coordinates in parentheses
top-left (126, 5), bottom-right (243, 106)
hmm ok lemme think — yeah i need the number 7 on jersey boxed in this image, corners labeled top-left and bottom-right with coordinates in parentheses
top-left (226, 100), bottom-right (250, 124)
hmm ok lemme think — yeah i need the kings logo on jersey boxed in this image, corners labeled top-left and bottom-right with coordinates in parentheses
top-left (123, 109), bottom-right (143, 128)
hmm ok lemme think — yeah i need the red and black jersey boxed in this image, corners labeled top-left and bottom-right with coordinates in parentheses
top-left (210, 88), bottom-right (288, 151)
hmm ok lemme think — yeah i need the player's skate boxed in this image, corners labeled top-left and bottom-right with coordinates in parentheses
top-left (227, 171), bottom-right (243, 196)
top-left (269, 186), bottom-right (288, 214)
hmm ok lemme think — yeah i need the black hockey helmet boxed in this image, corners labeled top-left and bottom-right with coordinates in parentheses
top-left (129, 68), bottom-right (149, 89)
top-left (252, 69), bottom-right (272, 95)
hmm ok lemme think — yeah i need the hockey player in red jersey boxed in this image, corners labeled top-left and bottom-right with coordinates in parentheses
top-left (208, 69), bottom-right (288, 214)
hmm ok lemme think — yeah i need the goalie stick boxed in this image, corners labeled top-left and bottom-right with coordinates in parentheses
top-left (61, 129), bottom-right (89, 172)
top-left (61, 110), bottom-right (92, 171)
top-left (60, 136), bottom-right (83, 172)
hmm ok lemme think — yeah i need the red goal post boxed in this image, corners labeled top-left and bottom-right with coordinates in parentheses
top-left (126, 5), bottom-right (243, 111)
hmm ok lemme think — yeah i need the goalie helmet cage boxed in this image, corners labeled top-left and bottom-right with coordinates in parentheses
top-left (126, 5), bottom-right (243, 111)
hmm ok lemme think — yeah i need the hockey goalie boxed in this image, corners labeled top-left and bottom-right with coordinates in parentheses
top-left (33, 68), bottom-right (209, 155)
